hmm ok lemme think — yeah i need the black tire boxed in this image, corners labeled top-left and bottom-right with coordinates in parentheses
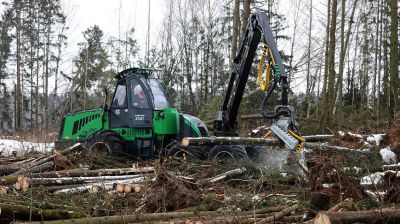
top-left (185, 146), bottom-right (205, 160)
top-left (245, 145), bottom-right (266, 160)
top-left (167, 145), bottom-right (183, 157)
top-left (207, 145), bottom-right (247, 161)
top-left (167, 146), bottom-right (205, 160)
top-left (87, 131), bottom-right (125, 156)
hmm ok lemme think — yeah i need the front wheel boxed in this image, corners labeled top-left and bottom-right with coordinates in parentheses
top-left (167, 145), bottom-right (205, 160)
top-left (85, 131), bottom-right (126, 167)
top-left (207, 145), bottom-right (247, 161)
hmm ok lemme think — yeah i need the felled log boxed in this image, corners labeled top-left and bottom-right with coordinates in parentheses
top-left (26, 210), bottom-right (223, 224)
top-left (182, 135), bottom-right (333, 147)
top-left (0, 203), bottom-right (85, 221)
top-left (383, 164), bottom-right (400, 170)
top-left (17, 174), bottom-right (145, 190)
top-left (186, 205), bottom-right (299, 224)
top-left (0, 186), bottom-right (8, 194)
top-left (257, 204), bottom-right (299, 224)
top-left (26, 205), bottom-right (290, 224)
top-left (18, 161), bottom-right (54, 174)
top-left (182, 137), bottom-right (280, 147)
top-left (0, 158), bottom-right (37, 175)
top-left (304, 142), bottom-right (370, 154)
top-left (314, 209), bottom-right (400, 224)
top-left (9, 143), bottom-right (83, 176)
top-left (0, 175), bottom-right (19, 185)
top-left (30, 166), bottom-right (155, 178)
top-left (51, 177), bottom-right (145, 193)
top-left (197, 167), bottom-right (246, 186)
top-left (182, 136), bottom-right (369, 155)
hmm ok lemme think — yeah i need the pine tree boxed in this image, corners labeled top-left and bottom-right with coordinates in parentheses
top-left (73, 25), bottom-right (110, 110)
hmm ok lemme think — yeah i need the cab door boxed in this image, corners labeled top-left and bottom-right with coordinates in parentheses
top-left (109, 81), bottom-right (130, 128)
top-left (128, 78), bottom-right (153, 128)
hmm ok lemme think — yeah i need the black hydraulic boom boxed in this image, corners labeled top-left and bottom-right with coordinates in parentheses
top-left (213, 11), bottom-right (304, 151)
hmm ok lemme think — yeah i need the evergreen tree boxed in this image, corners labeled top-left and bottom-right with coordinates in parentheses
top-left (73, 25), bottom-right (110, 110)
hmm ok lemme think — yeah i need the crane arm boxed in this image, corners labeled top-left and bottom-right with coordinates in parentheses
top-left (213, 11), bottom-right (303, 151)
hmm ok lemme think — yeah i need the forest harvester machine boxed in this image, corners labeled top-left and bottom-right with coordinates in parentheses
top-left (54, 11), bottom-right (304, 160)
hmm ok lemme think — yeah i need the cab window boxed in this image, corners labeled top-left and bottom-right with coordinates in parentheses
top-left (111, 83), bottom-right (127, 107)
top-left (130, 79), bottom-right (149, 109)
top-left (147, 78), bottom-right (170, 110)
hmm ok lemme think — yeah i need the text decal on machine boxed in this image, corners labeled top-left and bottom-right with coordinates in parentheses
top-left (135, 114), bottom-right (145, 121)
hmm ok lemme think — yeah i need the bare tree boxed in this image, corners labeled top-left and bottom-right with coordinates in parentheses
top-left (389, 0), bottom-right (398, 119)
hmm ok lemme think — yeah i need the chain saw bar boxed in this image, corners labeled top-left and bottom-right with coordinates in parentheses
top-left (268, 106), bottom-right (304, 151)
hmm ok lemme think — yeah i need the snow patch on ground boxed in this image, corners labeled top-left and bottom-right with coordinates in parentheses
top-left (366, 134), bottom-right (384, 146)
top-left (361, 170), bottom-right (400, 186)
top-left (361, 172), bottom-right (385, 186)
top-left (347, 131), bottom-right (363, 139)
top-left (0, 139), bottom-right (53, 157)
top-left (380, 147), bottom-right (397, 164)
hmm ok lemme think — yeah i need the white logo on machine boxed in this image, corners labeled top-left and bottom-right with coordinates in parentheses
top-left (135, 114), bottom-right (145, 121)
top-left (115, 109), bottom-right (120, 115)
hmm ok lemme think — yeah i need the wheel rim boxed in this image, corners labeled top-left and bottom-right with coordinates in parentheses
top-left (214, 150), bottom-right (235, 161)
top-left (89, 142), bottom-right (111, 157)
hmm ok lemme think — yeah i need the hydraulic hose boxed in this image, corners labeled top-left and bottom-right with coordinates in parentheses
top-left (258, 78), bottom-right (283, 119)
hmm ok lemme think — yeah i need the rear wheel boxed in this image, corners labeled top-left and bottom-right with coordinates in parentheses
top-left (167, 145), bottom-right (205, 160)
top-left (245, 145), bottom-right (266, 161)
top-left (207, 145), bottom-right (247, 161)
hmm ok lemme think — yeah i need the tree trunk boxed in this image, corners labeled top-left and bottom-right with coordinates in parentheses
top-left (389, 0), bottom-right (398, 120)
top-left (320, 0), bottom-right (331, 130)
top-left (257, 204), bottom-right (299, 224)
top-left (35, 8), bottom-right (40, 130)
top-left (288, 0), bottom-right (300, 88)
top-left (377, 0), bottom-right (383, 118)
top-left (306, 0), bottom-right (313, 117)
top-left (241, 0), bottom-right (251, 41)
top-left (0, 203), bottom-right (85, 221)
top-left (27, 211), bottom-right (223, 224)
top-left (197, 167), bottom-right (246, 186)
top-left (15, 0), bottom-right (22, 131)
top-left (230, 0), bottom-right (240, 67)
top-left (314, 209), bottom-right (400, 224)
top-left (334, 0), bottom-right (359, 117)
top-left (325, 0), bottom-right (338, 127)
top-left (30, 166), bottom-right (154, 178)
top-left (182, 135), bottom-right (333, 147)
top-left (44, 26), bottom-right (50, 130)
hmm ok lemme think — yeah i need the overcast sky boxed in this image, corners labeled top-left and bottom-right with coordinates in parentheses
top-left (0, 0), bottom-right (328, 93)
top-left (57, 0), bottom-right (328, 93)
top-left (61, 0), bottom-right (165, 72)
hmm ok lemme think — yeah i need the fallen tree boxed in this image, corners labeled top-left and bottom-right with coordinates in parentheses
top-left (29, 166), bottom-right (155, 178)
top-left (197, 167), bottom-right (246, 186)
top-left (16, 174), bottom-right (145, 188)
top-left (182, 135), bottom-right (334, 147)
top-left (23, 205), bottom-right (293, 224)
top-left (182, 136), bottom-right (369, 154)
top-left (9, 143), bottom-right (83, 176)
top-left (0, 203), bottom-right (85, 221)
top-left (314, 209), bottom-right (400, 224)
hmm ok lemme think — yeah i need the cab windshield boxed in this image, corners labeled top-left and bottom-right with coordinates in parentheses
top-left (147, 78), bottom-right (170, 110)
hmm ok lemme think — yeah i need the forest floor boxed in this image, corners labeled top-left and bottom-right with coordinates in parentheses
top-left (0, 128), bottom-right (400, 224)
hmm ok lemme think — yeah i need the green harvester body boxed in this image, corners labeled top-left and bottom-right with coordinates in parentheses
top-left (55, 68), bottom-right (208, 158)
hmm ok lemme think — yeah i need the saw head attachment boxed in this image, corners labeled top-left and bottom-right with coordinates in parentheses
top-left (269, 105), bottom-right (304, 152)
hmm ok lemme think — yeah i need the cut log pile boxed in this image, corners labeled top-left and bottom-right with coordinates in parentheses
top-left (1, 131), bottom-right (399, 224)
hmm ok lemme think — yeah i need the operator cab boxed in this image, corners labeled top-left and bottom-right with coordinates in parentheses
top-left (109, 68), bottom-right (170, 129)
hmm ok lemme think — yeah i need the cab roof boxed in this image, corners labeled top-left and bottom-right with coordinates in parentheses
top-left (114, 67), bottom-right (154, 80)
